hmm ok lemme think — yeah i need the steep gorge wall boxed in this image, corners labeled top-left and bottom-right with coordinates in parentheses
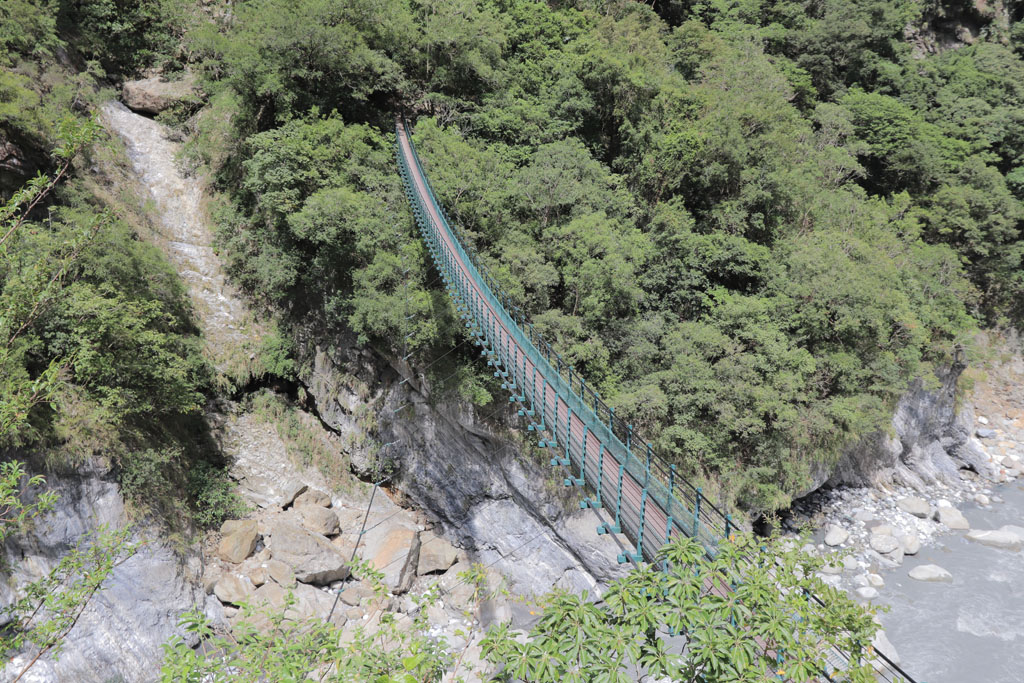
top-left (296, 327), bottom-right (632, 597)
top-left (801, 336), bottom-right (1020, 501)
top-left (0, 459), bottom-right (203, 682)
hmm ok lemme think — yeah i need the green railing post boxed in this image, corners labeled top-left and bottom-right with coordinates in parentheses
top-left (694, 487), bottom-right (702, 538)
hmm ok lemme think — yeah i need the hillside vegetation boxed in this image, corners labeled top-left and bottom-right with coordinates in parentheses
top-left (163, 0), bottom-right (1024, 512)
top-left (6, 1), bottom-right (1024, 516)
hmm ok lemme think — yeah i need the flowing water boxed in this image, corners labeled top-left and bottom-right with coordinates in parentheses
top-left (877, 483), bottom-right (1024, 683)
top-left (101, 101), bottom-right (260, 369)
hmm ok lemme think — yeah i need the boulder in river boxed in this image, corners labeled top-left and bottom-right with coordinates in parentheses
top-left (855, 586), bottom-right (879, 600)
top-left (899, 533), bottom-right (921, 555)
top-left (966, 529), bottom-right (1022, 551)
top-left (869, 533), bottom-right (900, 555)
top-left (908, 564), bottom-right (953, 582)
top-left (824, 524), bottom-right (850, 547)
top-left (121, 74), bottom-right (197, 115)
top-left (934, 506), bottom-right (970, 530)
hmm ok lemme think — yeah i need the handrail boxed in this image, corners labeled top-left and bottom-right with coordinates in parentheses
top-left (394, 118), bottom-right (916, 683)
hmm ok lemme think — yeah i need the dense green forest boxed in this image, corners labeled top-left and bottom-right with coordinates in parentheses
top-left (1, 0), bottom-right (239, 529)
top-left (6, 0), bottom-right (1024, 514)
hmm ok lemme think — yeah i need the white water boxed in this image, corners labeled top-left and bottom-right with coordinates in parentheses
top-left (101, 101), bottom-right (260, 368)
top-left (877, 483), bottom-right (1024, 683)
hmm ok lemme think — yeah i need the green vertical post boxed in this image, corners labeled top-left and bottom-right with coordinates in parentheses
top-left (693, 487), bottom-right (702, 539)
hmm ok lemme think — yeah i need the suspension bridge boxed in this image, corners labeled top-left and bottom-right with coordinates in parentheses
top-left (394, 118), bottom-right (917, 683)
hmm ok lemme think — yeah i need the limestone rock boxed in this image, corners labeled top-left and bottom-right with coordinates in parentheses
top-left (339, 582), bottom-right (376, 607)
top-left (966, 529), bottom-right (1022, 550)
top-left (934, 506), bottom-right (969, 530)
top-left (897, 496), bottom-right (931, 518)
top-left (908, 564), bottom-right (952, 582)
top-left (360, 526), bottom-right (421, 594)
top-left (214, 574), bottom-right (255, 605)
top-left (248, 581), bottom-right (345, 631)
top-left (1000, 524), bottom-right (1024, 538)
top-left (899, 534), bottom-right (921, 556)
top-left (266, 521), bottom-right (350, 584)
top-left (298, 505), bottom-right (340, 536)
top-left (121, 74), bottom-right (197, 115)
top-left (294, 488), bottom-right (332, 508)
top-left (872, 629), bottom-right (900, 666)
top-left (217, 519), bottom-right (259, 563)
top-left (279, 480), bottom-right (308, 508)
top-left (975, 493), bottom-right (991, 505)
top-left (248, 566), bottom-right (268, 587)
top-left (265, 559), bottom-right (295, 587)
top-left (823, 525), bottom-right (849, 547)
top-left (855, 586), bottom-right (878, 600)
top-left (867, 573), bottom-right (885, 588)
top-left (417, 532), bottom-right (459, 575)
top-left (869, 523), bottom-right (895, 537)
top-left (869, 534), bottom-right (900, 555)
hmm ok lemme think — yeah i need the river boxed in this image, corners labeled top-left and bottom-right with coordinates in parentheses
top-left (877, 482), bottom-right (1024, 683)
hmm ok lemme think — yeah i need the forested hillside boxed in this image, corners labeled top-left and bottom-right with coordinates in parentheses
top-left (158, 0), bottom-right (1023, 512)
top-left (6, 0), bottom-right (1024, 515)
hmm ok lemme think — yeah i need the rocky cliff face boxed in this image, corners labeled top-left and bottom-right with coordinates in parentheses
top-left (798, 335), bottom-right (1022, 503)
top-left (297, 330), bottom-right (632, 597)
top-left (0, 460), bottom-right (203, 683)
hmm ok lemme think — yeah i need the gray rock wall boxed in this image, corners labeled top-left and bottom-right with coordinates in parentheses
top-left (297, 330), bottom-right (632, 598)
top-left (0, 459), bottom-right (202, 683)
top-left (798, 351), bottom-right (999, 497)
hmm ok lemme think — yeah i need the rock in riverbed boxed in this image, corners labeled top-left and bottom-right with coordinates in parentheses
top-left (824, 525), bottom-right (850, 546)
top-left (934, 506), bottom-right (970, 530)
top-left (908, 564), bottom-right (953, 582)
top-left (897, 496), bottom-right (931, 518)
top-left (965, 529), bottom-right (1022, 550)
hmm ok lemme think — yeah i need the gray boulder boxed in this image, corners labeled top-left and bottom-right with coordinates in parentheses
top-left (121, 74), bottom-right (197, 115)
top-left (897, 496), bottom-right (931, 518)
top-left (899, 534), bottom-right (921, 556)
top-left (824, 525), bottom-right (850, 547)
top-left (359, 526), bottom-right (420, 594)
top-left (295, 488), bottom-right (332, 508)
top-left (966, 529), bottom-right (1022, 551)
top-left (218, 519), bottom-right (259, 563)
top-left (908, 564), bottom-right (952, 582)
top-left (1000, 524), bottom-right (1024, 538)
top-left (855, 586), bottom-right (879, 600)
top-left (298, 505), bottom-right (340, 536)
top-left (417, 531), bottom-right (459, 575)
top-left (869, 534), bottom-right (900, 555)
top-left (266, 521), bottom-right (350, 584)
top-left (214, 574), bottom-right (255, 605)
top-left (247, 581), bottom-right (345, 631)
top-left (934, 506), bottom-right (970, 530)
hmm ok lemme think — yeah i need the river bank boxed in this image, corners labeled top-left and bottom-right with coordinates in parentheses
top-left (787, 341), bottom-right (1024, 680)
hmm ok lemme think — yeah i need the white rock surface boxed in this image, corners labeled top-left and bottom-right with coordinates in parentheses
top-left (899, 533), bottom-right (921, 556)
top-left (965, 529), bottom-right (1022, 550)
top-left (869, 534), bottom-right (900, 555)
top-left (897, 496), bottom-right (931, 518)
top-left (824, 525), bottom-right (850, 546)
top-left (908, 564), bottom-right (953, 582)
top-left (934, 506), bottom-right (970, 530)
